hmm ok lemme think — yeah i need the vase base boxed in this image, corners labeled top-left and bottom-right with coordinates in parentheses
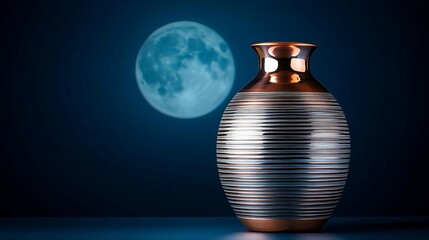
top-left (239, 217), bottom-right (328, 232)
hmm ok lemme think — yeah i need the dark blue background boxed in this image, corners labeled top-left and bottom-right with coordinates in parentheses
top-left (1, 0), bottom-right (427, 216)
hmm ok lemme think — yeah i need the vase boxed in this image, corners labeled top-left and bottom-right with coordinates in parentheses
top-left (217, 42), bottom-right (350, 232)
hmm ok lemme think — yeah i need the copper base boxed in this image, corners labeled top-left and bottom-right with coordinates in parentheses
top-left (239, 218), bottom-right (328, 232)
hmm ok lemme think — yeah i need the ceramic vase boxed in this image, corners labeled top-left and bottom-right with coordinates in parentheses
top-left (217, 42), bottom-right (350, 232)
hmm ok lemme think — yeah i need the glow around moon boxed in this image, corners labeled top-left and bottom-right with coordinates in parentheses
top-left (135, 21), bottom-right (235, 118)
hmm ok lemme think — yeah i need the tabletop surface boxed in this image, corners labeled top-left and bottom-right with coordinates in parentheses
top-left (0, 217), bottom-right (428, 240)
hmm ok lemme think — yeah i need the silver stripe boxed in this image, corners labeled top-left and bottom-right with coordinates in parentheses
top-left (217, 91), bottom-right (350, 219)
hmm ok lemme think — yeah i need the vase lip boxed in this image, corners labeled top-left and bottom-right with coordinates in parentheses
top-left (251, 42), bottom-right (317, 47)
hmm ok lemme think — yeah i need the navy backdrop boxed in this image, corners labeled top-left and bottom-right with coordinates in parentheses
top-left (1, 0), bottom-right (428, 216)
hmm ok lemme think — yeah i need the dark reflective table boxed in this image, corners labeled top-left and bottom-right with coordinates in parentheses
top-left (1, 217), bottom-right (428, 239)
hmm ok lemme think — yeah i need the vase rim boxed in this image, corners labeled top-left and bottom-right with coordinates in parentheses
top-left (251, 42), bottom-right (316, 47)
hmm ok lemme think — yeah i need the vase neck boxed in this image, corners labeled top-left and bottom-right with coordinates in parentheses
top-left (252, 42), bottom-right (316, 75)
top-left (241, 42), bottom-right (327, 92)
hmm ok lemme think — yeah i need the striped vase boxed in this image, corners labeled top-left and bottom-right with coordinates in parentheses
top-left (217, 42), bottom-right (350, 232)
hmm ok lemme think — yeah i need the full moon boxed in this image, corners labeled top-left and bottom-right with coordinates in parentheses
top-left (136, 21), bottom-right (235, 118)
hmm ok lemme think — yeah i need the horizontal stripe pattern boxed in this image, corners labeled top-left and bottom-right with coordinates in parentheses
top-left (217, 91), bottom-right (350, 219)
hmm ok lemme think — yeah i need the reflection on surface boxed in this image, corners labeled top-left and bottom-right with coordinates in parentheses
top-left (222, 232), bottom-right (340, 240)
top-left (291, 58), bottom-right (306, 72)
top-left (264, 57), bottom-right (278, 72)
top-left (269, 76), bottom-right (278, 83)
top-left (290, 73), bottom-right (301, 83)
top-left (222, 232), bottom-right (274, 240)
top-left (1, 217), bottom-right (429, 240)
top-left (268, 45), bottom-right (301, 57)
top-left (297, 234), bottom-right (341, 240)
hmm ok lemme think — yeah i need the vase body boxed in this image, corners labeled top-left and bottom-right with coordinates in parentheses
top-left (217, 42), bottom-right (350, 232)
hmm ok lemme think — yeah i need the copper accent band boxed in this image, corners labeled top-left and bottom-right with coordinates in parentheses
top-left (239, 217), bottom-right (327, 232)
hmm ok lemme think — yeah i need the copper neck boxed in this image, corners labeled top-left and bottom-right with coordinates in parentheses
top-left (252, 42), bottom-right (316, 76)
top-left (242, 42), bottom-right (327, 92)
